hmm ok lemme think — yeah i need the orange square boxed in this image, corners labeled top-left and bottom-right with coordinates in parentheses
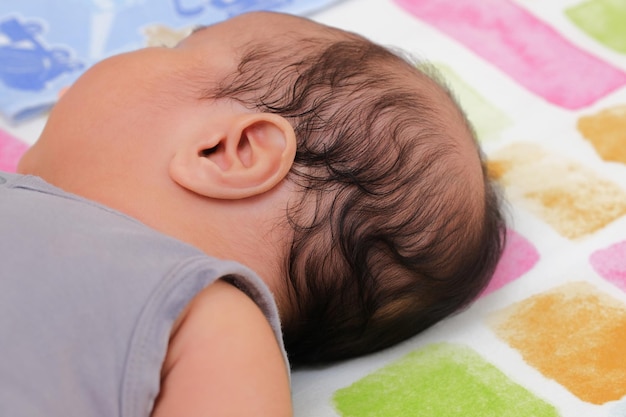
top-left (489, 142), bottom-right (626, 238)
top-left (489, 282), bottom-right (626, 404)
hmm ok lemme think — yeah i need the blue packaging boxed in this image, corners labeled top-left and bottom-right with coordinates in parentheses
top-left (0, 0), bottom-right (340, 123)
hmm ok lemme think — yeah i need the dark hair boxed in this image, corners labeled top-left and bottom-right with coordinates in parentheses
top-left (208, 33), bottom-right (506, 365)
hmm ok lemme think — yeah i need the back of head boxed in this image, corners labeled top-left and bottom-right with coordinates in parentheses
top-left (208, 29), bottom-right (506, 365)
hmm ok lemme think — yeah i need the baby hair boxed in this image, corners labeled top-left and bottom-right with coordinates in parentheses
top-left (208, 31), bottom-right (506, 365)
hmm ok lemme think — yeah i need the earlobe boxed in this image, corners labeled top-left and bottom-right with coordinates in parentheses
top-left (169, 113), bottom-right (296, 200)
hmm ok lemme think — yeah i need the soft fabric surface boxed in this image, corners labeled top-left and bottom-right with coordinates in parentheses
top-left (2, 1), bottom-right (626, 416)
top-left (295, 2), bottom-right (626, 416)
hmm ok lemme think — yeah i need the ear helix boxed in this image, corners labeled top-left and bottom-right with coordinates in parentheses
top-left (169, 113), bottom-right (296, 200)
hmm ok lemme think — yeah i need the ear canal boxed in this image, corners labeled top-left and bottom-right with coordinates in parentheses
top-left (199, 141), bottom-right (231, 172)
top-left (199, 146), bottom-right (217, 157)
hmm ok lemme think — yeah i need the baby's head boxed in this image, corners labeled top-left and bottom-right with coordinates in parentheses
top-left (19, 12), bottom-right (505, 365)
top-left (204, 13), bottom-right (505, 364)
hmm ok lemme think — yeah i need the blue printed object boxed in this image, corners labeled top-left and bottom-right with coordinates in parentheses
top-left (0, 0), bottom-right (340, 123)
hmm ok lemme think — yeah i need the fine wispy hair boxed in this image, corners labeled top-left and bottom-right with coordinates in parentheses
top-left (207, 33), bottom-right (506, 365)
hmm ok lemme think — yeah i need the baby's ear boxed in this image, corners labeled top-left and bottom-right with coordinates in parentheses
top-left (169, 113), bottom-right (296, 199)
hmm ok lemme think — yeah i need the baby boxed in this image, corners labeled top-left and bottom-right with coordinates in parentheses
top-left (1, 11), bottom-right (505, 417)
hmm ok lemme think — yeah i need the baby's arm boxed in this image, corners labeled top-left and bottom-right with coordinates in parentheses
top-left (152, 280), bottom-right (292, 417)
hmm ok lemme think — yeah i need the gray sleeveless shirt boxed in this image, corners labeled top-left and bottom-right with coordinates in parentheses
top-left (0, 172), bottom-right (287, 417)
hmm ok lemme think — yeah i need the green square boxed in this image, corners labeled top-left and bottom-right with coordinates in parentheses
top-left (434, 64), bottom-right (511, 142)
top-left (333, 343), bottom-right (559, 417)
top-left (567, 0), bottom-right (626, 54)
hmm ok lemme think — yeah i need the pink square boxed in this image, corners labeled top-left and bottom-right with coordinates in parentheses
top-left (590, 241), bottom-right (626, 293)
top-left (481, 229), bottom-right (540, 296)
top-left (395, 0), bottom-right (626, 109)
top-left (0, 130), bottom-right (29, 173)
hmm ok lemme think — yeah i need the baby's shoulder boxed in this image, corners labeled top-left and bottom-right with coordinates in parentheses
top-left (152, 279), bottom-right (292, 417)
